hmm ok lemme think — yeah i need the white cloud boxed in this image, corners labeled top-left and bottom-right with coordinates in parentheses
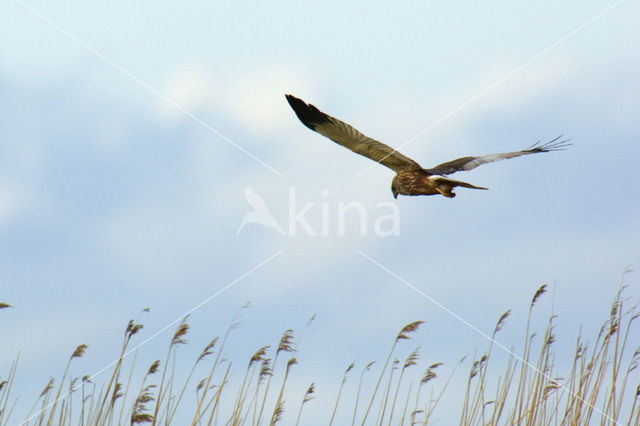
top-left (159, 66), bottom-right (218, 118)
top-left (0, 182), bottom-right (27, 226)
top-left (160, 63), bottom-right (317, 137)
top-left (222, 64), bottom-right (317, 136)
top-left (476, 58), bottom-right (573, 111)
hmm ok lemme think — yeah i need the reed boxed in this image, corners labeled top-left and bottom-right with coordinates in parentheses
top-left (329, 363), bottom-right (353, 425)
top-left (2, 281), bottom-right (639, 425)
top-left (295, 382), bottom-right (314, 426)
top-left (361, 321), bottom-right (424, 425)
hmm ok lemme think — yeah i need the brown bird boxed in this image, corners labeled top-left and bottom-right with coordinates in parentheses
top-left (285, 94), bottom-right (570, 199)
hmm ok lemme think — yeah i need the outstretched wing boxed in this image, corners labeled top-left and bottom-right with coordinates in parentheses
top-left (285, 94), bottom-right (422, 172)
top-left (424, 136), bottom-right (571, 176)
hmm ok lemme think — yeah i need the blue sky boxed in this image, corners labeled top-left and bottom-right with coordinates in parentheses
top-left (1, 0), bottom-right (640, 424)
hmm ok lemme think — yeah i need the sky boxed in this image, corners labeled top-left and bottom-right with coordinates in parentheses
top-left (1, 0), bottom-right (640, 424)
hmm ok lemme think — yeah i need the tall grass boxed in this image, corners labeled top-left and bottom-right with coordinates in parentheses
top-left (1, 283), bottom-right (639, 425)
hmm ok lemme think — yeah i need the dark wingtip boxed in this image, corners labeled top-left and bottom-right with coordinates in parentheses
top-left (285, 94), bottom-right (331, 131)
top-left (528, 135), bottom-right (573, 152)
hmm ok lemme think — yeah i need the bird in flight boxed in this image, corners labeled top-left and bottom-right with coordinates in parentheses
top-left (285, 94), bottom-right (570, 199)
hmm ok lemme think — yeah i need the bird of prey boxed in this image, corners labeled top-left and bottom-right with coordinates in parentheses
top-left (285, 94), bottom-right (570, 199)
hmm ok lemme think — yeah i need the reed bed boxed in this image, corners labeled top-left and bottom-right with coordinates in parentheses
top-left (1, 283), bottom-right (639, 425)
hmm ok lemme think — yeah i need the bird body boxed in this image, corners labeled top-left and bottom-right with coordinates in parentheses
top-left (285, 94), bottom-right (570, 199)
top-left (391, 171), bottom-right (488, 198)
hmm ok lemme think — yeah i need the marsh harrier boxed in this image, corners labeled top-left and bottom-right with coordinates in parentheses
top-left (285, 94), bottom-right (570, 199)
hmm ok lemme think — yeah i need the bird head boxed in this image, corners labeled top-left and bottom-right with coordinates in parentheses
top-left (391, 184), bottom-right (399, 199)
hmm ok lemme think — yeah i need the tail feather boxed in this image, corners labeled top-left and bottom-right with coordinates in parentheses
top-left (455, 181), bottom-right (488, 190)
top-left (432, 176), bottom-right (488, 190)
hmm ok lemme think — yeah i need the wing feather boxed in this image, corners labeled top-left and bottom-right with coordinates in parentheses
top-left (425, 136), bottom-right (571, 175)
top-left (285, 95), bottom-right (422, 172)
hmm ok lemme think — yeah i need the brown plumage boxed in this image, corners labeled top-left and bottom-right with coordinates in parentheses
top-left (285, 94), bottom-right (571, 199)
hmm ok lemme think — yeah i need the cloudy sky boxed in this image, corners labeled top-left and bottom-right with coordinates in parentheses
top-left (1, 0), bottom-right (639, 424)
